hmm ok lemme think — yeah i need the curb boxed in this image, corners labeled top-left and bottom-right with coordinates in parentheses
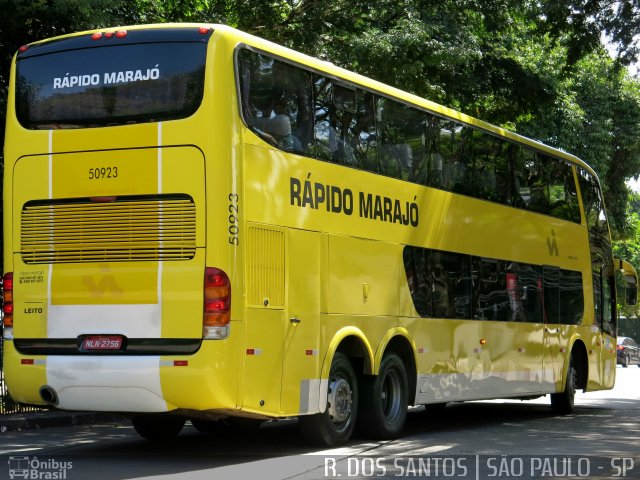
top-left (0, 411), bottom-right (127, 432)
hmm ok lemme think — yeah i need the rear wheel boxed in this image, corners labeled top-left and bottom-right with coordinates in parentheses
top-left (132, 414), bottom-right (185, 441)
top-left (551, 355), bottom-right (578, 414)
top-left (623, 354), bottom-right (630, 368)
top-left (299, 352), bottom-right (358, 447)
top-left (358, 353), bottom-right (408, 439)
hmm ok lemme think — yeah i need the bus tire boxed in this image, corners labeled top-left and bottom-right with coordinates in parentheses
top-left (299, 352), bottom-right (358, 447)
top-left (550, 355), bottom-right (577, 415)
top-left (132, 414), bottom-right (185, 441)
top-left (358, 353), bottom-right (408, 439)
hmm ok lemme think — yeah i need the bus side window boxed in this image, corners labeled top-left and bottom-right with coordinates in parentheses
top-left (403, 247), bottom-right (432, 317)
top-left (559, 269), bottom-right (584, 325)
top-left (508, 263), bottom-right (543, 322)
top-left (439, 122), bottom-right (473, 196)
top-left (313, 77), bottom-right (377, 170)
top-left (543, 267), bottom-right (584, 325)
top-left (543, 266), bottom-right (561, 324)
top-left (403, 247), bottom-right (472, 319)
top-left (424, 116), bottom-right (444, 188)
top-left (472, 131), bottom-right (500, 203)
top-left (377, 98), bottom-right (428, 182)
top-left (475, 258), bottom-right (509, 321)
top-left (238, 49), bottom-right (311, 154)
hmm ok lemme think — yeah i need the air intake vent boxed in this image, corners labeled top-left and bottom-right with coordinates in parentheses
top-left (246, 224), bottom-right (285, 308)
top-left (21, 195), bottom-right (196, 264)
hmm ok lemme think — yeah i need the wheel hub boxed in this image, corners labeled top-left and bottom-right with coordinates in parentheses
top-left (327, 377), bottom-right (352, 424)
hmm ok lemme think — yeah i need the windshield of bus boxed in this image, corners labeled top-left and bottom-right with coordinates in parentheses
top-left (15, 29), bottom-right (209, 129)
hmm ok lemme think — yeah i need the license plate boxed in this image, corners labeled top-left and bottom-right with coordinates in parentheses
top-left (81, 335), bottom-right (123, 351)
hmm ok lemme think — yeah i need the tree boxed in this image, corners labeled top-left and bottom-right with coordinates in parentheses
top-left (3, 0), bottom-right (640, 238)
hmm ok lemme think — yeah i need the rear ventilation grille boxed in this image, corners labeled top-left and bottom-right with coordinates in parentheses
top-left (21, 195), bottom-right (196, 264)
top-left (246, 224), bottom-right (285, 308)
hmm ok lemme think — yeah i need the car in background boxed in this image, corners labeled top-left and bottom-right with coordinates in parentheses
top-left (617, 337), bottom-right (640, 367)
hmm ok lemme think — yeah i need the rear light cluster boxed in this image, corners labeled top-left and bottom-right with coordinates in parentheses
top-left (203, 267), bottom-right (231, 339)
top-left (2, 272), bottom-right (13, 339)
top-left (91, 30), bottom-right (127, 40)
top-left (617, 345), bottom-right (625, 351)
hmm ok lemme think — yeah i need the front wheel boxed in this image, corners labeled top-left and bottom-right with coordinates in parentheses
top-left (551, 355), bottom-right (577, 414)
top-left (132, 414), bottom-right (185, 441)
top-left (299, 352), bottom-right (358, 447)
top-left (358, 353), bottom-right (408, 439)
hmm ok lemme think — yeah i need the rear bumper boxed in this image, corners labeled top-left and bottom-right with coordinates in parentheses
top-left (3, 338), bottom-right (239, 413)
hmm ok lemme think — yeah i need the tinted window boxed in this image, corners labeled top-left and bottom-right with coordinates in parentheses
top-left (475, 258), bottom-right (509, 320)
top-left (513, 150), bottom-right (580, 222)
top-left (17, 43), bottom-right (206, 128)
top-left (403, 246), bottom-right (585, 325)
top-left (377, 98), bottom-right (428, 181)
top-left (437, 122), bottom-right (474, 196)
top-left (473, 258), bottom-right (542, 322)
top-left (313, 78), bottom-right (377, 170)
top-left (236, 48), bottom-right (584, 224)
top-left (238, 50), bottom-right (312, 154)
top-left (511, 263), bottom-right (543, 322)
top-left (403, 247), bottom-right (472, 319)
top-left (544, 267), bottom-right (584, 324)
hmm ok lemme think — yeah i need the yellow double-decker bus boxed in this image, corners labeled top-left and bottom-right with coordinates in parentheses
top-left (2, 24), bottom-right (637, 446)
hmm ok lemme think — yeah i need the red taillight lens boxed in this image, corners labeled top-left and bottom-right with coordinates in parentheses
top-left (91, 32), bottom-right (103, 40)
top-left (205, 299), bottom-right (227, 312)
top-left (116, 30), bottom-right (127, 38)
top-left (4, 273), bottom-right (13, 293)
top-left (3, 272), bottom-right (14, 328)
top-left (199, 27), bottom-right (210, 34)
top-left (19, 45), bottom-right (29, 53)
top-left (617, 345), bottom-right (625, 351)
top-left (204, 267), bottom-right (230, 328)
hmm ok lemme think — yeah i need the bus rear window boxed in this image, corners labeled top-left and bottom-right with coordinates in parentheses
top-left (16, 42), bottom-right (206, 128)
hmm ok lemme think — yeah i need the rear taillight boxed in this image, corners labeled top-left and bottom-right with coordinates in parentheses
top-left (3, 272), bottom-right (14, 339)
top-left (203, 267), bottom-right (230, 339)
top-left (90, 30), bottom-right (127, 40)
top-left (617, 345), bottom-right (625, 351)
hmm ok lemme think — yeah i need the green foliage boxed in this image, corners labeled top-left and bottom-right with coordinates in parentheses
top-left (3, 0), bottom-right (640, 273)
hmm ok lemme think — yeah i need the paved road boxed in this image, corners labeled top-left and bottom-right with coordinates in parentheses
top-left (0, 366), bottom-right (639, 480)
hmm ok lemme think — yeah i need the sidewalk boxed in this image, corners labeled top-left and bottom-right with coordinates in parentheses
top-left (0, 410), bottom-right (127, 432)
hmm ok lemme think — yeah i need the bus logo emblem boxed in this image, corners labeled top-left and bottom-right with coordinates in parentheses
top-left (547, 230), bottom-right (559, 257)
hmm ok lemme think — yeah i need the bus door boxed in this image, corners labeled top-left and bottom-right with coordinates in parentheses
top-left (592, 264), bottom-right (616, 389)
top-left (240, 226), bottom-right (321, 416)
top-left (542, 266), bottom-right (563, 392)
top-left (241, 224), bottom-right (287, 415)
top-left (281, 229), bottom-right (322, 415)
